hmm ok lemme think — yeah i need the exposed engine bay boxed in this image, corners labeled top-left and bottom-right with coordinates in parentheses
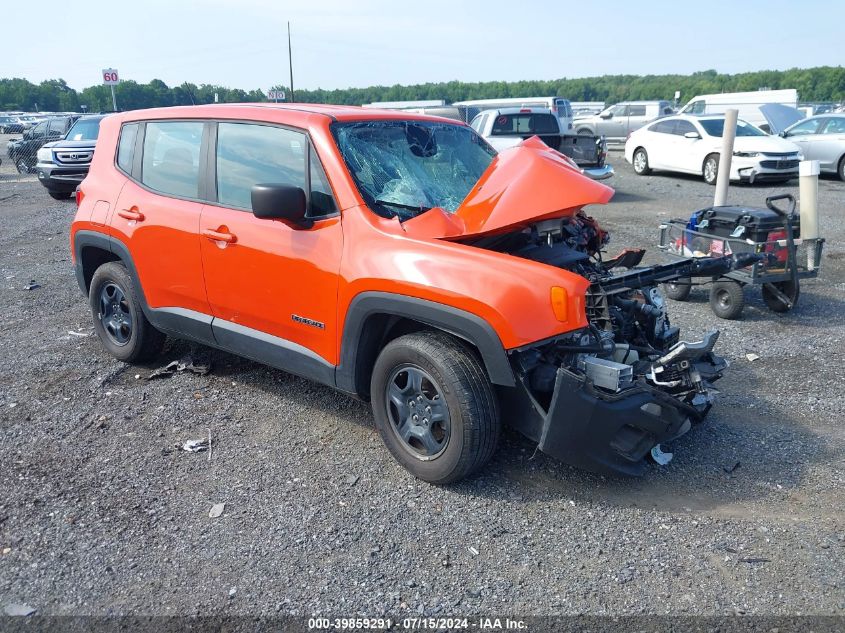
top-left (470, 211), bottom-right (761, 474)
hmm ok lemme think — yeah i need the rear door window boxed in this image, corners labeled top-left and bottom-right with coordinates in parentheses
top-left (650, 120), bottom-right (676, 134)
top-left (141, 121), bottom-right (204, 199)
top-left (628, 105), bottom-right (647, 117)
top-left (673, 120), bottom-right (697, 136)
top-left (215, 122), bottom-right (306, 210)
top-left (821, 118), bottom-right (845, 134)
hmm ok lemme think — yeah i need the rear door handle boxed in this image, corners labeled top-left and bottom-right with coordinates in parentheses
top-left (117, 208), bottom-right (145, 222)
top-left (202, 228), bottom-right (236, 244)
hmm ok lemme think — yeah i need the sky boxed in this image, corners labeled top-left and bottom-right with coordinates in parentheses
top-left (6, 0), bottom-right (844, 92)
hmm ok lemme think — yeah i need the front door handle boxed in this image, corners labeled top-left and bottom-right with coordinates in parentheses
top-left (202, 228), bottom-right (237, 244)
top-left (117, 208), bottom-right (144, 222)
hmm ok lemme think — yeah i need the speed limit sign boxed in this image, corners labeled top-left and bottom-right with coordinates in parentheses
top-left (102, 68), bottom-right (119, 85)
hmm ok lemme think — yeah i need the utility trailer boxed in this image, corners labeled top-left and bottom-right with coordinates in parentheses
top-left (658, 194), bottom-right (824, 319)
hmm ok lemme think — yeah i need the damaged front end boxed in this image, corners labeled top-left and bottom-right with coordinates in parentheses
top-left (481, 213), bottom-right (758, 476)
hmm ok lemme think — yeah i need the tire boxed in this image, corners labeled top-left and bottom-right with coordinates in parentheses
top-left (762, 280), bottom-right (799, 313)
top-left (48, 190), bottom-right (72, 200)
top-left (15, 158), bottom-right (30, 174)
top-left (370, 331), bottom-right (500, 484)
top-left (577, 128), bottom-right (593, 136)
top-left (632, 148), bottom-right (651, 175)
top-left (89, 262), bottom-right (165, 363)
top-left (709, 280), bottom-right (745, 320)
top-left (838, 156), bottom-right (845, 182)
top-left (663, 277), bottom-right (692, 301)
top-left (703, 153), bottom-right (719, 185)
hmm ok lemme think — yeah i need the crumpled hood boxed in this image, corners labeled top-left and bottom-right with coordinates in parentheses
top-left (403, 137), bottom-right (614, 240)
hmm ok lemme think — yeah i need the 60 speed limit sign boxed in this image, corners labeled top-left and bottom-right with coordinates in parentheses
top-left (102, 69), bottom-right (119, 85)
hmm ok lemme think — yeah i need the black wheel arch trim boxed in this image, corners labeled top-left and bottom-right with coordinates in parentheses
top-left (336, 291), bottom-right (515, 393)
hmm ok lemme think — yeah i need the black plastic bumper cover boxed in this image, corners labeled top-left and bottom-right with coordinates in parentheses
top-left (505, 367), bottom-right (710, 477)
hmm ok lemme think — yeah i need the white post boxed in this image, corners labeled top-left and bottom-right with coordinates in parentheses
top-left (799, 159), bottom-right (820, 270)
top-left (713, 108), bottom-right (738, 207)
top-left (110, 84), bottom-right (118, 112)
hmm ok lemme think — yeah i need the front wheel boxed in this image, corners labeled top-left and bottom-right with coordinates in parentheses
top-left (577, 128), bottom-right (593, 136)
top-left (15, 158), bottom-right (30, 174)
top-left (90, 262), bottom-right (165, 363)
top-left (703, 154), bottom-right (720, 185)
top-left (632, 148), bottom-right (651, 175)
top-left (370, 331), bottom-right (500, 484)
top-left (838, 156), bottom-right (845, 182)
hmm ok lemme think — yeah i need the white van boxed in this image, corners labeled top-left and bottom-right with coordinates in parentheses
top-left (680, 89), bottom-right (798, 132)
top-left (452, 97), bottom-right (574, 131)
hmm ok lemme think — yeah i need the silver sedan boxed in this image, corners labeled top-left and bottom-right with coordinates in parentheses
top-left (781, 115), bottom-right (845, 180)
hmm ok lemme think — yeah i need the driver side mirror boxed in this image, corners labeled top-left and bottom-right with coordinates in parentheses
top-left (684, 131), bottom-right (701, 139)
top-left (251, 184), bottom-right (311, 227)
top-left (600, 112), bottom-right (613, 119)
top-left (779, 131), bottom-right (788, 138)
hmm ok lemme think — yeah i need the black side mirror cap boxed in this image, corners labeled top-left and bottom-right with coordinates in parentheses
top-left (251, 184), bottom-right (311, 227)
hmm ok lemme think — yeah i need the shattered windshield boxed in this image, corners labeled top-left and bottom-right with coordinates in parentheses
top-left (332, 120), bottom-right (496, 220)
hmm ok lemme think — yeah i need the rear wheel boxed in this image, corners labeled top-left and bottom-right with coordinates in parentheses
top-left (709, 280), bottom-right (744, 319)
top-left (703, 154), bottom-right (719, 185)
top-left (762, 280), bottom-right (799, 313)
top-left (663, 277), bottom-right (692, 301)
top-left (370, 331), bottom-right (500, 484)
top-left (90, 262), bottom-right (165, 363)
top-left (838, 156), bottom-right (845, 182)
top-left (632, 148), bottom-right (651, 175)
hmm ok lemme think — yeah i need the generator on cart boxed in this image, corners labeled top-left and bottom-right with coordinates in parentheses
top-left (658, 194), bottom-right (824, 319)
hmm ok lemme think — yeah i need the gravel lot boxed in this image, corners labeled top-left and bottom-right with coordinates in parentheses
top-left (1, 135), bottom-right (843, 622)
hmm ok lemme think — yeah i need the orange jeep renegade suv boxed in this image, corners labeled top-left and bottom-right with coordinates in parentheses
top-left (71, 104), bottom-right (751, 482)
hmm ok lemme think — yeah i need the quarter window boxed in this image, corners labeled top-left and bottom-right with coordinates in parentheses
top-left (116, 123), bottom-right (138, 173)
top-left (216, 122), bottom-right (306, 210)
top-left (308, 146), bottom-right (336, 217)
top-left (141, 121), bottom-right (203, 199)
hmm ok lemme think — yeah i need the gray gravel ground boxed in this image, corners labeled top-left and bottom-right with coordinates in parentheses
top-left (0, 136), bottom-right (843, 621)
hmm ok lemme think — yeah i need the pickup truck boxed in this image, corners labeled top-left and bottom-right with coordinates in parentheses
top-left (470, 107), bottom-right (613, 180)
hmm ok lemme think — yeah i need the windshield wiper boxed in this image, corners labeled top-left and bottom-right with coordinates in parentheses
top-left (374, 199), bottom-right (433, 215)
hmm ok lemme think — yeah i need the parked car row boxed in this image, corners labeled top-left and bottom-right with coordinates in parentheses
top-left (624, 111), bottom-right (845, 183)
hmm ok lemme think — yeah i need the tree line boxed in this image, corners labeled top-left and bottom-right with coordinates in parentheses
top-left (2, 67), bottom-right (844, 113)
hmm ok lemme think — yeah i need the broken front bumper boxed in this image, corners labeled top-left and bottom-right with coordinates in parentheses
top-left (503, 357), bottom-right (724, 477)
